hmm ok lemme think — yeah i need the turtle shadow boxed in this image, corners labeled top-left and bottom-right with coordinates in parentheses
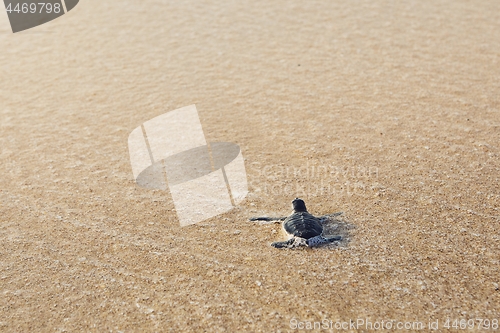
top-left (320, 213), bottom-right (355, 248)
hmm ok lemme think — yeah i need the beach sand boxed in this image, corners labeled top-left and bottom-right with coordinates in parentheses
top-left (0, 0), bottom-right (499, 331)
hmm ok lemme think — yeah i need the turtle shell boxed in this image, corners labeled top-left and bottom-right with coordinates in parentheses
top-left (283, 212), bottom-right (323, 239)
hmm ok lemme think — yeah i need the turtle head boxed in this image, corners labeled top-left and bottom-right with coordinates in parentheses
top-left (292, 198), bottom-right (307, 212)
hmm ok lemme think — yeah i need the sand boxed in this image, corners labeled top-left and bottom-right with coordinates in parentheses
top-left (0, 0), bottom-right (499, 331)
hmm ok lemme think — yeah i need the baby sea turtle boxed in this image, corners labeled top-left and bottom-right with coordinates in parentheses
top-left (250, 198), bottom-right (342, 248)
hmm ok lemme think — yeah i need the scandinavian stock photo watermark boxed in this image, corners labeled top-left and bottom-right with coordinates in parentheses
top-left (128, 105), bottom-right (248, 227)
top-left (249, 162), bottom-right (380, 199)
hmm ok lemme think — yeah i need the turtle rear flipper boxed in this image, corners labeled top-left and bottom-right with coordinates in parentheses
top-left (306, 235), bottom-right (342, 247)
top-left (271, 238), bottom-right (295, 248)
top-left (272, 237), bottom-right (308, 248)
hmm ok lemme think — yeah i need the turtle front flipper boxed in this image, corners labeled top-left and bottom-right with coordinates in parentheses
top-left (249, 216), bottom-right (287, 222)
top-left (306, 235), bottom-right (342, 247)
top-left (319, 212), bottom-right (343, 223)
